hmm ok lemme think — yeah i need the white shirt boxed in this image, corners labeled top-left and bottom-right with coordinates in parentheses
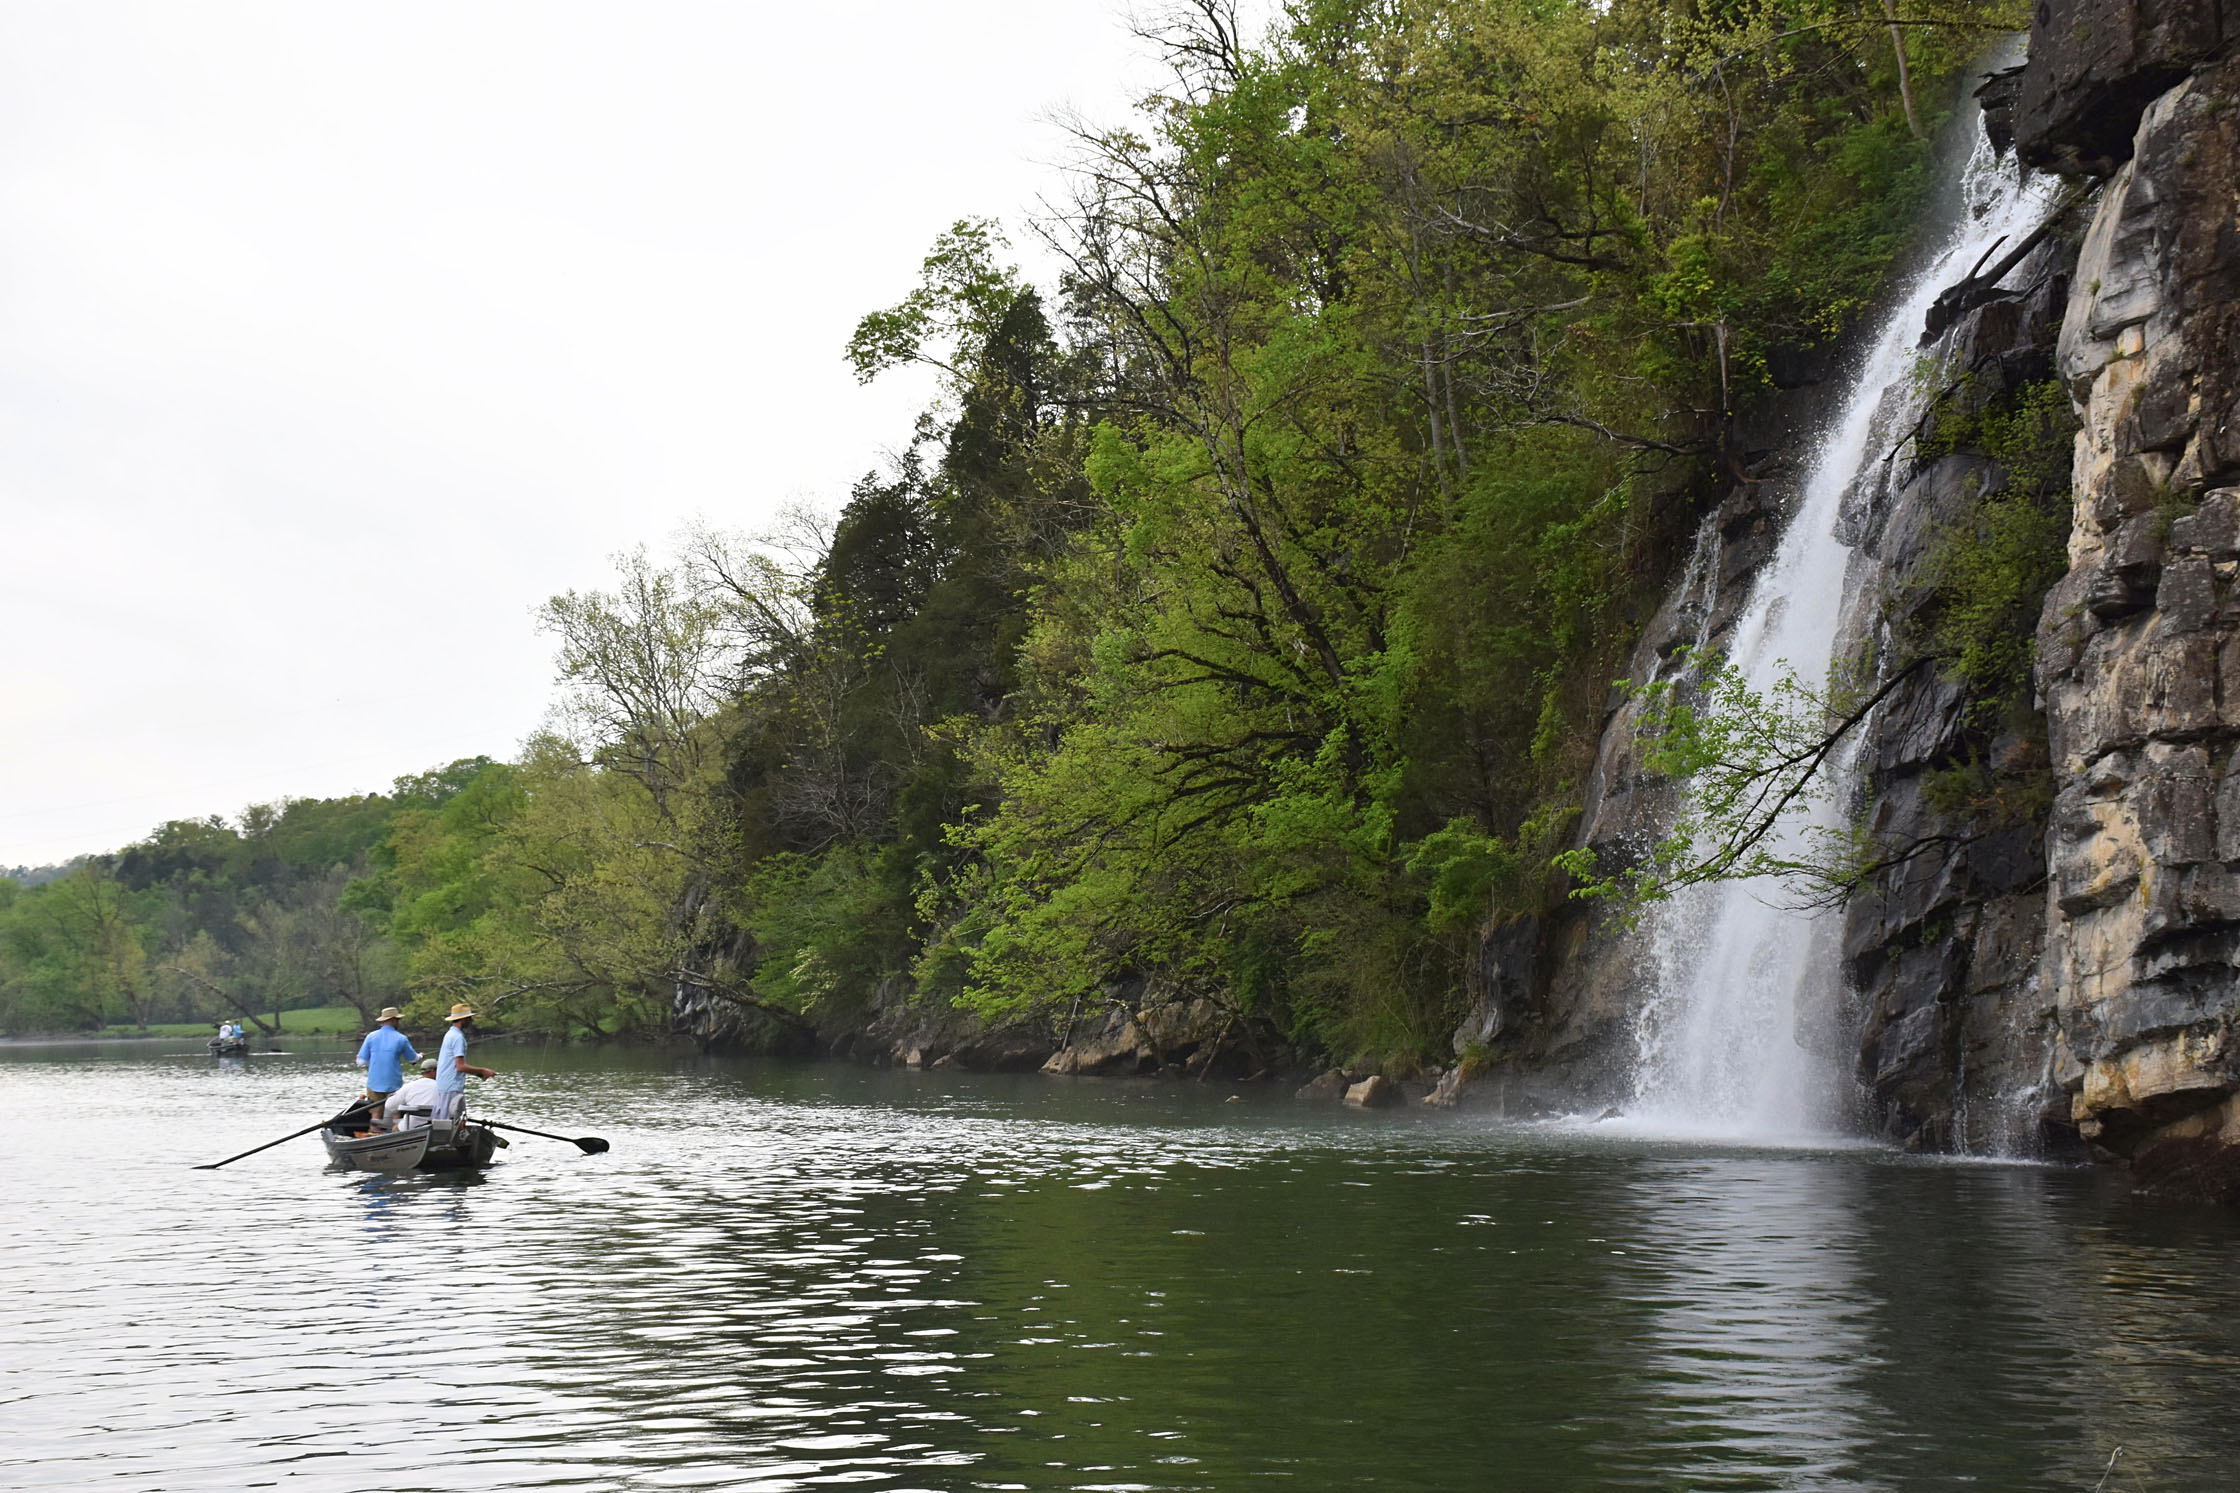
top-left (382, 1076), bottom-right (441, 1127)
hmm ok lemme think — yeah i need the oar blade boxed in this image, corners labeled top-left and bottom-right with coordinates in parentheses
top-left (476, 1119), bottom-right (610, 1155)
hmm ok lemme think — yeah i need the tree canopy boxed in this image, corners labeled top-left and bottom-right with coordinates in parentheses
top-left (7, 0), bottom-right (2029, 1061)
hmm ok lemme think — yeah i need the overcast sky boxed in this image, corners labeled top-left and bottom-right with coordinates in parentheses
top-left (0, 0), bottom-right (1187, 867)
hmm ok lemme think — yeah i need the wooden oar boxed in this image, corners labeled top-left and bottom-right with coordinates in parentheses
top-left (195, 1103), bottom-right (370, 1170)
top-left (477, 1119), bottom-right (609, 1155)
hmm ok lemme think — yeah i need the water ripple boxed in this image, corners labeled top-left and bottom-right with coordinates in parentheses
top-left (5, 1045), bottom-right (2240, 1489)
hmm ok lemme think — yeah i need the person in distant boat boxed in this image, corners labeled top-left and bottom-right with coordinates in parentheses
top-left (354, 1007), bottom-right (420, 1106)
top-left (432, 1004), bottom-right (496, 1125)
top-left (380, 1058), bottom-right (443, 1130)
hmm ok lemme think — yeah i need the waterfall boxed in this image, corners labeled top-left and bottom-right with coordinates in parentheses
top-left (1624, 119), bottom-right (2057, 1142)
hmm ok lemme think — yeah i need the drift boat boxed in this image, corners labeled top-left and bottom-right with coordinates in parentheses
top-left (321, 1113), bottom-right (504, 1173)
top-left (208, 1035), bottom-right (251, 1056)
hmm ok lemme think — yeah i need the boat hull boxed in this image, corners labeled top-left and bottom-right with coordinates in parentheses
top-left (321, 1127), bottom-right (430, 1172)
top-left (208, 1038), bottom-right (250, 1056)
top-left (321, 1120), bottom-right (500, 1173)
top-left (422, 1123), bottom-right (500, 1170)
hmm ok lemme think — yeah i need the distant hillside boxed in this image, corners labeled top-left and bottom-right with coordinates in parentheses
top-left (0, 761), bottom-right (492, 1035)
top-left (1, 859), bottom-right (83, 889)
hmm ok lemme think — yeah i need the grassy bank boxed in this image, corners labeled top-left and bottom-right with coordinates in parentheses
top-left (98, 1005), bottom-right (369, 1040)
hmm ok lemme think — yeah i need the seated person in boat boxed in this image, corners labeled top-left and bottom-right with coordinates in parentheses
top-left (354, 1007), bottom-right (420, 1107)
top-left (380, 1059), bottom-right (443, 1130)
top-left (432, 1003), bottom-right (497, 1123)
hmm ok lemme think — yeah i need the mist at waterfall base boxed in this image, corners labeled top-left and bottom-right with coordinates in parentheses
top-left (1616, 117), bottom-right (2058, 1145)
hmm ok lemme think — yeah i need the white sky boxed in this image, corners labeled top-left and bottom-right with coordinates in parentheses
top-left (0, 0), bottom-right (1182, 867)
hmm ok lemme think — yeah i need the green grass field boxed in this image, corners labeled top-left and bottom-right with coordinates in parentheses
top-left (105, 1005), bottom-right (369, 1039)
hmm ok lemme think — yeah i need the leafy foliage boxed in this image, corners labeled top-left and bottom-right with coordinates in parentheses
top-left (0, 771), bottom-right (487, 1034)
top-left (1552, 650), bottom-right (1893, 917)
top-left (15, 1), bottom-right (2033, 1067)
top-left (1911, 377), bottom-right (2079, 713)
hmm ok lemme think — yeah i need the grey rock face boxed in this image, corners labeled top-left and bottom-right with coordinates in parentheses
top-left (2036, 52), bottom-right (2240, 1198)
top-left (1452, 917), bottom-right (1539, 1053)
top-left (1836, 241), bottom-right (2077, 1156)
top-left (2013, 0), bottom-right (2238, 174)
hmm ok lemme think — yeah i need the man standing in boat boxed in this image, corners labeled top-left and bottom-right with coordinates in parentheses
top-left (433, 1003), bottom-right (497, 1124)
top-left (353, 1006), bottom-right (419, 1107)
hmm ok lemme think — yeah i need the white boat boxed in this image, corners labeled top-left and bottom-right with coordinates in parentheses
top-left (320, 1114), bottom-right (502, 1172)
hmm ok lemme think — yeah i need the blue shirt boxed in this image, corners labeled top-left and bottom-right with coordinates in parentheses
top-left (355, 1025), bottom-right (419, 1092)
top-left (436, 1024), bottom-right (469, 1095)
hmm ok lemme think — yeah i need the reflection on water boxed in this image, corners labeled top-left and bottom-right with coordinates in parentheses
top-left (4, 1043), bottom-right (2239, 1490)
top-left (1621, 1159), bottom-right (1877, 1488)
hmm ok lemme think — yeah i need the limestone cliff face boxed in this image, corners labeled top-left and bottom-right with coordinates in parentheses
top-left (1829, 5), bottom-right (2240, 1184)
top-left (2032, 42), bottom-right (2240, 1197)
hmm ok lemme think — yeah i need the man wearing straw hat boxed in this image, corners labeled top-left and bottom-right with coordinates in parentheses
top-left (431, 1003), bottom-right (498, 1125)
top-left (353, 1006), bottom-right (419, 1107)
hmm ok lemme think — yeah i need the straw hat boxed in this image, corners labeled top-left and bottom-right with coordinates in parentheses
top-left (377, 1006), bottom-right (405, 1022)
top-left (445, 1003), bottom-right (476, 1023)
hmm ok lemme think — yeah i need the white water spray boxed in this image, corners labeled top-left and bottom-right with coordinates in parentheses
top-left (1625, 122), bottom-right (2057, 1141)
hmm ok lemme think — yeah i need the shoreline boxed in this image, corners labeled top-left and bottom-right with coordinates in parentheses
top-left (0, 1032), bottom-right (357, 1048)
top-left (0, 1029), bottom-right (667, 1049)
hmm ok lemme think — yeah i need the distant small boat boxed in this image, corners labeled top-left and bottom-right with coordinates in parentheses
top-left (320, 1113), bottom-right (502, 1172)
top-left (208, 1035), bottom-right (251, 1056)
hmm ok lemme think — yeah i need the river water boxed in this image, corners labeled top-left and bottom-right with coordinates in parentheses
top-left (6, 1044), bottom-right (2240, 1491)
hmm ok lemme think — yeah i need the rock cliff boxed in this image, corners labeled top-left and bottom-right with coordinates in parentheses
top-left (2032, 37), bottom-right (2240, 1198)
top-left (1455, 4), bottom-right (2240, 1202)
top-left (2011, 0), bottom-right (2236, 175)
top-left (1837, 231), bottom-right (2075, 1157)
top-left (1833, 1), bottom-right (2240, 1186)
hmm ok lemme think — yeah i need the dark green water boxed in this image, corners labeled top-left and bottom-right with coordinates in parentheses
top-left (4, 1042), bottom-right (2237, 1490)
